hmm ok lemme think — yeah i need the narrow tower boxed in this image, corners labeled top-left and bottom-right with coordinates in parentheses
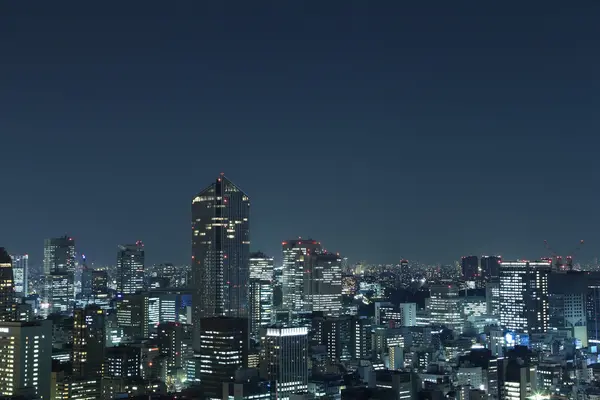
top-left (0, 248), bottom-right (15, 322)
top-left (191, 174), bottom-right (250, 350)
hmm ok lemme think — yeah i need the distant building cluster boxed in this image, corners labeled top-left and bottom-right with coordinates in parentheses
top-left (2, 175), bottom-right (600, 399)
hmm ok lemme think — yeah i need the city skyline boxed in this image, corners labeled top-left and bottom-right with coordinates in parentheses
top-left (0, 177), bottom-right (593, 268)
top-left (2, 3), bottom-right (599, 399)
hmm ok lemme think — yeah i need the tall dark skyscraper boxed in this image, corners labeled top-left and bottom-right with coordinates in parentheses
top-left (73, 304), bottom-right (106, 378)
top-left (43, 236), bottom-right (75, 316)
top-left (461, 255), bottom-right (479, 280)
top-left (261, 326), bottom-right (309, 398)
top-left (281, 239), bottom-right (321, 312)
top-left (480, 255), bottom-right (502, 280)
top-left (198, 317), bottom-right (248, 399)
top-left (116, 242), bottom-right (145, 295)
top-left (43, 236), bottom-right (75, 274)
top-left (80, 254), bottom-right (92, 301)
top-left (400, 259), bottom-right (410, 285)
top-left (0, 248), bottom-right (15, 322)
top-left (191, 174), bottom-right (250, 350)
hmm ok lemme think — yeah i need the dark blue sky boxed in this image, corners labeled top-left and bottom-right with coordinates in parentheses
top-left (1, 1), bottom-right (599, 266)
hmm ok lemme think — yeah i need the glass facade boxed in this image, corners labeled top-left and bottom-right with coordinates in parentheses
top-left (10, 254), bottom-right (28, 296)
top-left (499, 261), bottom-right (550, 334)
top-left (43, 236), bottom-right (75, 274)
top-left (191, 175), bottom-right (250, 350)
top-left (304, 253), bottom-right (342, 316)
top-left (281, 239), bottom-right (321, 312)
top-left (116, 242), bottom-right (145, 295)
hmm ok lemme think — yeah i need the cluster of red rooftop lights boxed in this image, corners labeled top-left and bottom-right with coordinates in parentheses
top-left (542, 239), bottom-right (585, 269)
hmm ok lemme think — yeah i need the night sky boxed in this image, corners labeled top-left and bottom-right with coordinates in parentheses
top-left (2, 2), bottom-right (599, 267)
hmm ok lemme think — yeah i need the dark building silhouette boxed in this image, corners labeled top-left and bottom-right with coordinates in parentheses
top-left (461, 256), bottom-right (479, 280)
top-left (198, 317), bottom-right (248, 399)
top-left (73, 305), bottom-right (106, 378)
top-left (0, 248), bottom-right (15, 322)
top-left (480, 255), bottom-right (501, 280)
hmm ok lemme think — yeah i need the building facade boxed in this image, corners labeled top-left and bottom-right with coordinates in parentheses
top-left (261, 326), bottom-right (309, 399)
top-left (198, 317), bottom-right (248, 399)
top-left (461, 256), bottom-right (479, 280)
top-left (191, 175), bottom-right (250, 350)
top-left (249, 279), bottom-right (273, 341)
top-left (10, 254), bottom-right (28, 296)
top-left (249, 251), bottom-right (274, 281)
top-left (0, 248), bottom-right (15, 322)
top-left (116, 242), bottom-right (145, 295)
top-left (281, 239), bottom-right (321, 312)
top-left (428, 283), bottom-right (463, 333)
top-left (73, 305), bottom-right (106, 378)
top-left (43, 236), bottom-right (75, 274)
top-left (304, 252), bottom-right (342, 316)
top-left (0, 320), bottom-right (52, 400)
top-left (499, 260), bottom-right (551, 334)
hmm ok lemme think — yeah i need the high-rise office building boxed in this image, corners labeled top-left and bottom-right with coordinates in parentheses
top-left (45, 271), bottom-right (74, 314)
top-left (312, 315), bottom-right (352, 362)
top-left (248, 254), bottom-right (274, 341)
top-left (304, 252), bottom-right (342, 316)
top-left (249, 279), bottom-right (273, 341)
top-left (399, 303), bottom-right (417, 327)
top-left (43, 236), bottom-right (75, 274)
top-left (428, 283), bottom-right (463, 333)
top-left (43, 236), bottom-right (75, 315)
top-left (587, 272), bottom-right (600, 342)
top-left (351, 316), bottom-right (372, 360)
top-left (81, 268), bottom-right (93, 302)
top-left (73, 305), bottom-right (106, 378)
top-left (157, 322), bottom-right (183, 370)
top-left (0, 320), bottom-right (52, 400)
top-left (282, 239), bottom-right (321, 312)
top-left (198, 317), bottom-right (248, 399)
top-left (116, 242), bottom-right (145, 295)
top-left (191, 175), bottom-right (250, 351)
top-left (461, 256), bottom-right (479, 280)
top-left (116, 293), bottom-right (150, 340)
top-left (400, 259), bottom-right (410, 285)
top-left (249, 251), bottom-right (274, 281)
top-left (80, 254), bottom-right (96, 303)
top-left (486, 279), bottom-right (501, 316)
top-left (0, 248), bottom-right (15, 322)
top-left (499, 260), bottom-right (551, 334)
top-left (91, 270), bottom-right (109, 299)
top-left (10, 254), bottom-right (28, 296)
top-left (261, 326), bottom-right (309, 399)
top-left (548, 271), bottom-right (588, 346)
top-left (481, 255), bottom-right (502, 280)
